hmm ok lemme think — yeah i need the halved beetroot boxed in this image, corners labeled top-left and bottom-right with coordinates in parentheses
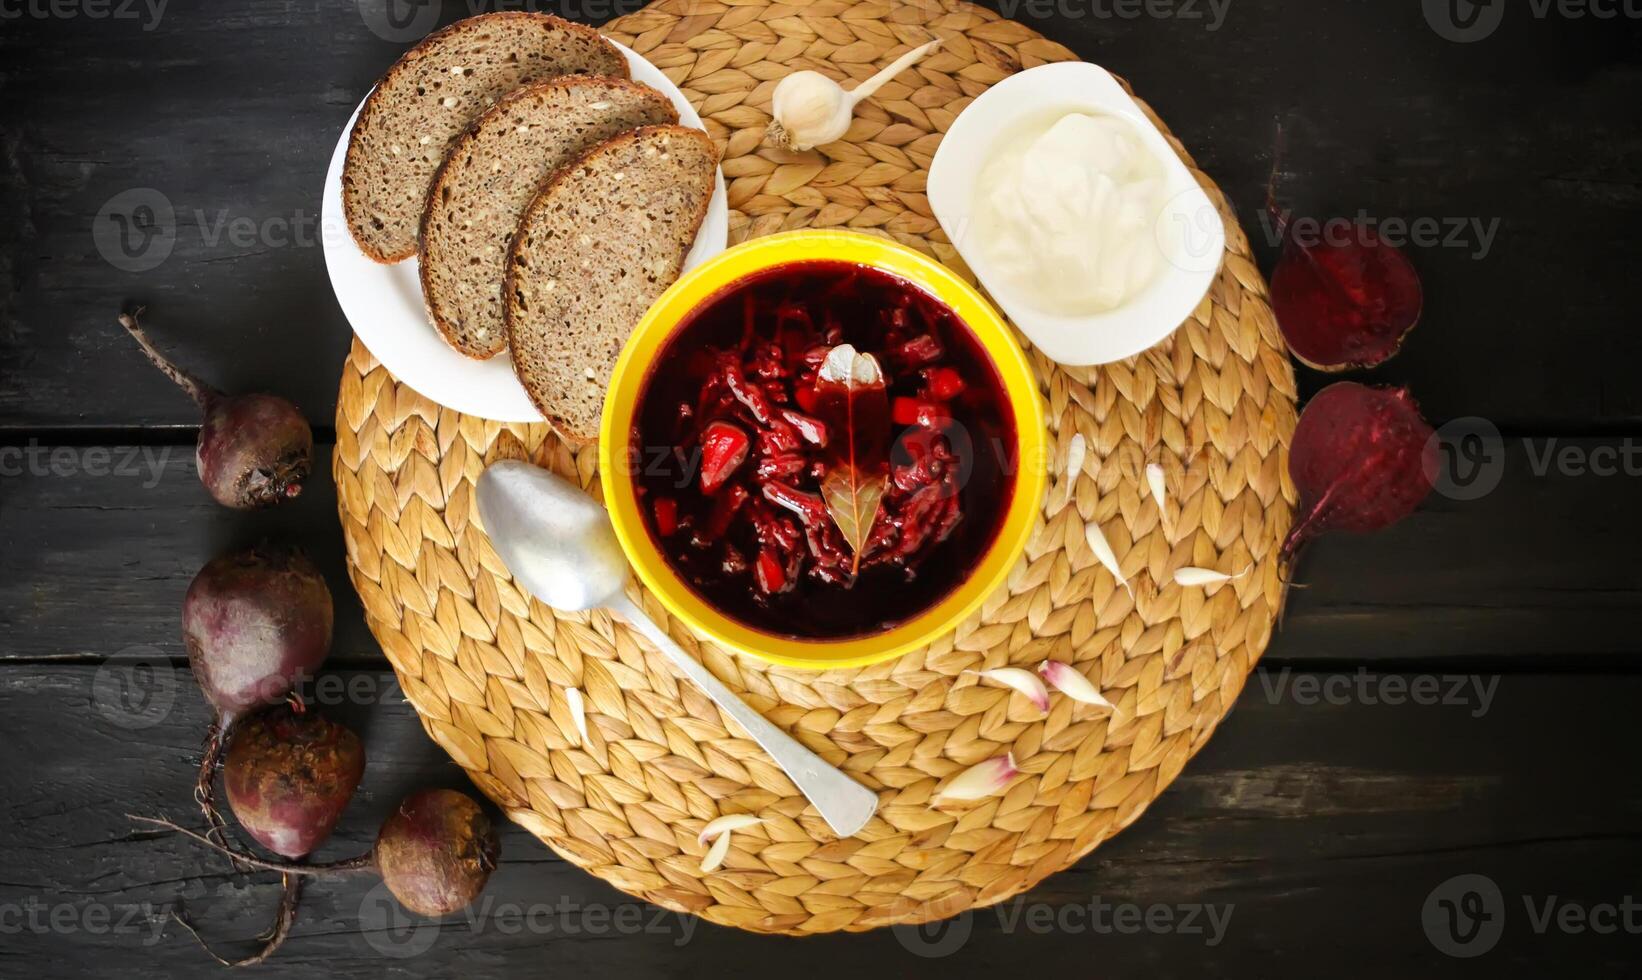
top-left (1282, 382), bottom-right (1437, 561)
top-left (1270, 222), bottom-right (1423, 371)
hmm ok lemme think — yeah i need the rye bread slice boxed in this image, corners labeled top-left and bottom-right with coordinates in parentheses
top-left (504, 125), bottom-right (718, 444)
top-left (420, 77), bottom-right (678, 359)
top-left (342, 12), bottom-right (627, 264)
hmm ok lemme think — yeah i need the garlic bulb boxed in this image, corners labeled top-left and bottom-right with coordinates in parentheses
top-left (768, 39), bottom-right (941, 151)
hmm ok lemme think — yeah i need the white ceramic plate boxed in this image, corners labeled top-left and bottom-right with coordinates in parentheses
top-left (927, 62), bottom-right (1225, 367)
top-left (321, 40), bottom-right (730, 422)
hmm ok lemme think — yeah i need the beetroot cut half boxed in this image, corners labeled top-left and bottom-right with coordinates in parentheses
top-left (1270, 223), bottom-right (1424, 371)
top-left (1263, 126), bottom-right (1424, 372)
top-left (1281, 382), bottom-right (1437, 562)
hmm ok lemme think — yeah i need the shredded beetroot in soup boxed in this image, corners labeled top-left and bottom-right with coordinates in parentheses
top-left (630, 260), bottom-right (1018, 640)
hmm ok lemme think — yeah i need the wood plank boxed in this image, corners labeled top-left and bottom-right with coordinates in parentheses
top-left (4, 438), bottom-right (1638, 666)
top-left (1, 666), bottom-right (1636, 976)
top-left (0, 443), bottom-right (381, 665)
top-left (2, 1), bottom-right (1639, 429)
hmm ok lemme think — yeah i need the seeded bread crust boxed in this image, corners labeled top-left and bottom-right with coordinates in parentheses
top-left (503, 125), bottom-right (718, 444)
top-left (419, 76), bottom-right (678, 359)
top-left (342, 12), bottom-right (627, 264)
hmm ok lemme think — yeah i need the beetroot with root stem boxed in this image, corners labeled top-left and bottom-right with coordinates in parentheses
top-left (226, 705), bottom-right (365, 860)
top-left (1282, 382), bottom-right (1437, 561)
top-left (184, 544), bottom-right (333, 844)
top-left (118, 308), bottom-right (313, 508)
top-left (174, 706), bottom-right (364, 967)
top-left (134, 787), bottom-right (502, 924)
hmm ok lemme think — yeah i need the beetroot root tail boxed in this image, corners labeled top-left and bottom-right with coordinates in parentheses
top-left (195, 722), bottom-right (252, 872)
top-left (172, 872), bottom-right (303, 967)
top-left (117, 308), bottom-right (219, 408)
top-left (128, 813), bottom-right (375, 876)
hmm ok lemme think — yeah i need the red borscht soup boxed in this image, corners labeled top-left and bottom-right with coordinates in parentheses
top-left (630, 260), bottom-right (1017, 639)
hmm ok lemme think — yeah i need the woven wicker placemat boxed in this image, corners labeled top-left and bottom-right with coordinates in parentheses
top-left (332, 0), bottom-right (1297, 934)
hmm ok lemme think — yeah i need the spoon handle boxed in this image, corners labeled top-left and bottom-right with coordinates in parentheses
top-left (607, 595), bottom-right (879, 838)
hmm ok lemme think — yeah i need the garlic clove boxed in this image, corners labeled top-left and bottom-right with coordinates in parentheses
top-left (565, 685), bottom-right (588, 746)
top-left (697, 813), bottom-right (763, 845)
top-left (1173, 564), bottom-right (1252, 588)
top-left (768, 70), bottom-right (854, 151)
top-left (964, 668), bottom-right (1050, 713)
top-left (1084, 520), bottom-right (1134, 599)
top-left (1146, 462), bottom-right (1167, 517)
top-left (1039, 660), bottom-right (1116, 712)
top-left (933, 752), bottom-right (1020, 804)
top-left (699, 827), bottom-right (733, 872)
top-left (1053, 432), bottom-right (1086, 511)
top-left (768, 39), bottom-right (941, 151)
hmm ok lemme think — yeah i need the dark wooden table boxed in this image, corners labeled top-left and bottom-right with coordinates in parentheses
top-left (4, 1), bottom-right (1640, 976)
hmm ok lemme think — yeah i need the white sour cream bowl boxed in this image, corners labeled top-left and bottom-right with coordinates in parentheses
top-left (928, 62), bottom-right (1226, 367)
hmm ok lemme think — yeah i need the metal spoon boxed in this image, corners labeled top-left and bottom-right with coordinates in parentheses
top-left (476, 459), bottom-right (878, 838)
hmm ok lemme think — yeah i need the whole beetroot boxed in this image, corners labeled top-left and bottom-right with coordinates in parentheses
top-left (118, 308), bottom-right (312, 508)
top-left (176, 706), bottom-right (364, 967)
top-left (375, 789), bottom-right (502, 917)
top-left (184, 544), bottom-right (333, 841)
top-left (225, 706), bottom-right (364, 860)
top-left (136, 788), bottom-right (503, 925)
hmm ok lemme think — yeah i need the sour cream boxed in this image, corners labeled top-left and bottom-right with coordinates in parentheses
top-left (971, 111), bottom-right (1166, 315)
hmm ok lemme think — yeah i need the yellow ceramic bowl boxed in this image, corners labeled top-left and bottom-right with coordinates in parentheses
top-left (599, 230), bottom-right (1047, 670)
